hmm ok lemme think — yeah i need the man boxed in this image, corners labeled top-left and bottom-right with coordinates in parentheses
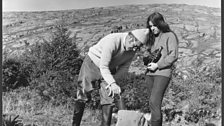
top-left (72, 28), bottom-right (150, 126)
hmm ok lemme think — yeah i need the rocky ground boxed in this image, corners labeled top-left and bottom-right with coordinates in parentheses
top-left (3, 3), bottom-right (221, 80)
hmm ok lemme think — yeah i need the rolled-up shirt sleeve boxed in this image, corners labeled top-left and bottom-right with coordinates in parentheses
top-left (157, 33), bottom-right (178, 69)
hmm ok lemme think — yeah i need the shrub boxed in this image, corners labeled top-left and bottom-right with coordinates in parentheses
top-left (119, 73), bottom-right (150, 112)
top-left (2, 58), bottom-right (29, 92)
top-left (162, 63), bottom-right (221, 124)
top-left (20, 25), bottom-right (83, 105)
top-left (22, 25), bottom-right (83, 79)
top-left (3, 24), bottom-right (83, 106)
top-left (88, 73), bottom-right (151, 112)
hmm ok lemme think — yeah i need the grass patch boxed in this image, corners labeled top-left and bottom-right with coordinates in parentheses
top-left (2, 87), bottom-right (104, 126)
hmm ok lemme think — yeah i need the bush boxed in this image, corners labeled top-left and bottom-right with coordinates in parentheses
top-left (119, 73), bottom-right (150, 112)
top-left (162, 63), bottom-right (221, 124)
top-left (88, 73), bottom-right (151, 112)
top-left (21, 25), bottom-right (83, 105)
top-left (3, 24), bottom-right (83, 106)
top-left (2, 58), bottom-right (29, 92)
top-left (22, 25), bottom-right (83, 79)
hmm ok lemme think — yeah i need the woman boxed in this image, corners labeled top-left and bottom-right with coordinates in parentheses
top-left (144, 12), bottom-right (179, 126)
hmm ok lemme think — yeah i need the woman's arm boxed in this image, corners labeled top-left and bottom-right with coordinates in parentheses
top-left (157, 32), bottom-right (178, 69)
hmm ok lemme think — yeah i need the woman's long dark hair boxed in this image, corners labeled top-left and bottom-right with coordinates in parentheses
top-left (146, 12), bottom-right (172, 47)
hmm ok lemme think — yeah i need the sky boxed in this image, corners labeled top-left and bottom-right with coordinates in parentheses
top-left (3, 0), bottom-right (221, 12)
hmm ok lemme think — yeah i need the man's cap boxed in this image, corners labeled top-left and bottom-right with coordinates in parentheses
top-left (131, 28), bottom-right (150, 44)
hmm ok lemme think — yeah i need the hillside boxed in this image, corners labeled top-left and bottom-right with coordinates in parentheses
top-left (2, 3), bottom-right (221, 79)
top-left (2, 3), bottom-right (221, 126)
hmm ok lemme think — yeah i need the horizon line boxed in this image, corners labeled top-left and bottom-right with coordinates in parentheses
top-left (3, 3), bottom-right (221, 12)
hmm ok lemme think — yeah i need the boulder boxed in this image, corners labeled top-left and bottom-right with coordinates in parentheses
top-left (180, 55), bottom-right (198, 67)
top-left (190, 40), bottom-right (199, 48)
top-left (185, 33), bottom-right (200, 40)
top-left (184, 24), bottom-right (197, 32)
top-left (179, 42), bottom-right (188, 48)
top-left (178, 48), bottom-right (192, 55)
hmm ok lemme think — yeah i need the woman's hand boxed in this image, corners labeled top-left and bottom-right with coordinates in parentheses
top-left (147, 62), bottom-right (158, 71)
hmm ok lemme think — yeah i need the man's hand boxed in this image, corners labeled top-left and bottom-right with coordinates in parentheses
top-left (105, 83), bottom-right (121, 98)
top-left (147, 62), bottom-right (158, 71)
